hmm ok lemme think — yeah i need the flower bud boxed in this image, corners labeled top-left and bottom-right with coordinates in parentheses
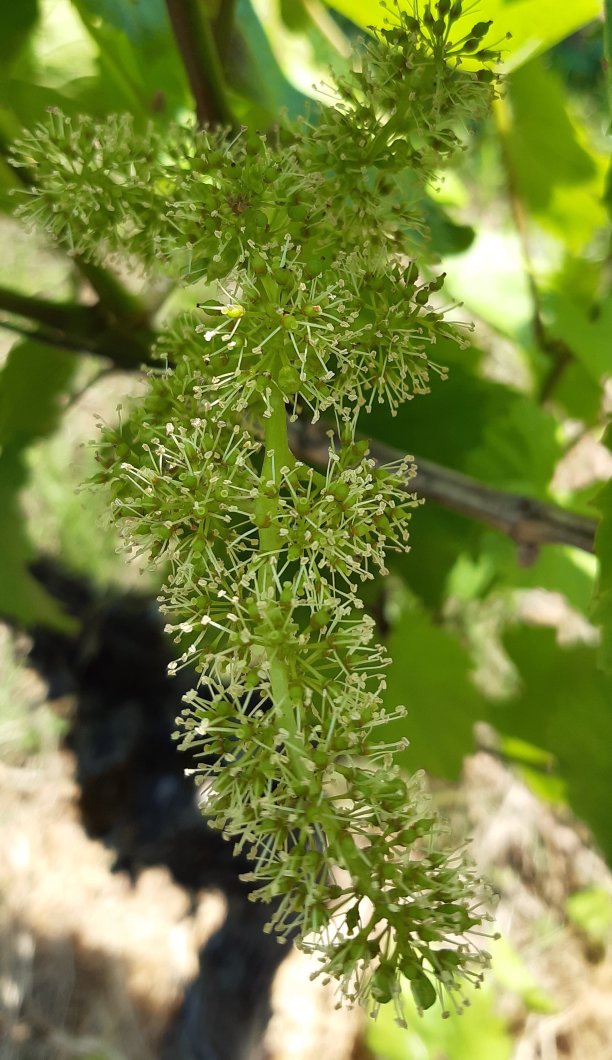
top-left (278, 364), bottom-right (301, 393)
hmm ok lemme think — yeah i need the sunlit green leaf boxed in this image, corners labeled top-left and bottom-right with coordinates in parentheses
top-left (474, 535), bottom-right (596, 615)
top-left (232, 0), bottom-right (309, 119)
top-left (498, 735), bottom-right (569, 806)
top-left (76, 0), bottom-right (168, 41)
top-left (443, 231), bottom-right (533, 339)
top-left (420, 197), bottom-right (475, 256)
top-left (71, 0), bottom-right (191, 117)
top-left (323, 0), bottom-right (602, 70)
top-left (245, 0), bottom-right (350, 105)
top-left (551, 358), bottom-right (603, 422)
top-left (604, 0), bottom-right (612, 113)
top-left (0, 0), bottom-right (132, 128)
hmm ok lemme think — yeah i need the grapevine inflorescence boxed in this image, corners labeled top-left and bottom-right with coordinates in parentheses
top-left (12, 1), bottom-right (503, 1021)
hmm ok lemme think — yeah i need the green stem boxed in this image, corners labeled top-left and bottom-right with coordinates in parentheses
top-left (0, 317), bottom-right (152, 369)
top-left (165, 0), bottom-right (235, 127)
top-left (76, 259), bottom-right (150, 326)
top-left (256, 383), bottom-right (302, 767)
top-left (261, 385), bottom-right (297, 478)
top-left (0, 282), bottom-right (154, 369)
top-left (212, 0), bottom-right (236, 59)
top-left (0, 285), bottom-right (91, 332)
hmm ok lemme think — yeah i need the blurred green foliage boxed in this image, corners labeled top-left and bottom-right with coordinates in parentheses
top-left (565, 886), bottom-right (612, 947)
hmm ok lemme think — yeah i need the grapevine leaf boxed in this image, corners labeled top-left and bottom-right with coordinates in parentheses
top-left (465, 398), bottom-right (561, 498)
top-left (419, 197), bottom-right (475, 256)
top-left (504, 57), bottom-right (607, 250)
top-left (367, 364), bottom-right (562, 605)
top-left (233, 0), bottom-right (309, 119)
top-left (391, 507), bottom-right (476, 610)
top-left (71, 0), bottom-right (191, 117)
top-left (382, 607), bottom-right (484, 779)
top-left (366, 362), bottom-right (550, 607)
top-left (0, 340), bottom-right (75, 446)
top-left (273, 0), bottom-right (352, 74)
top-left (551, 358), bottom-right (603, 423)
top-left (363, 357), bottom-right (514, 472)
top-left (544, 287), bottom-right (612, 388)
top-left (493, 627), bottom-right (612, 860)
top-left (0, 2), bottom-right (131, 129)
top-left (469, 534), bottom-right (596, 616)
top-left (442, 231), bottom-right (532, 339)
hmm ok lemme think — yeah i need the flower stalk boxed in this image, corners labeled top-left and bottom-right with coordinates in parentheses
top-left (257, 378), bottom-right (303, 770)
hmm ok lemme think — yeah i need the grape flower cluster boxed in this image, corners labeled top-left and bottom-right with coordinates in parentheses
top-left (13, 1), bottom-right (502, 1021)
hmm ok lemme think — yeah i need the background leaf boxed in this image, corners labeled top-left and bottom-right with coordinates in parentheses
top-left (494, 627), bottom-right (612, 860)
top-left (0, 340), bottom-right (77, 630)
top-left (0, 0), bottom-right (39, 67)
top-left (503, 58), bottom-right (607, 250)
top-left (382, 606), bottom-right (484, 778)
